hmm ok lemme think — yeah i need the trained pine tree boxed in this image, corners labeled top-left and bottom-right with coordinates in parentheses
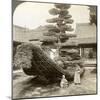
top-left (42, 4), bottom-right (75, 55)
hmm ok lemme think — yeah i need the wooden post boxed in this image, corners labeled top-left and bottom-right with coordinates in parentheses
top-left (79, 47), bottom-right (82, 57)
top-left (80, 47), bottom-right (84, 58)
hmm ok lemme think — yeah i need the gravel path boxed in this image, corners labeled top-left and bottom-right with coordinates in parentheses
top-left (13, 68), bottom-right (97, 99)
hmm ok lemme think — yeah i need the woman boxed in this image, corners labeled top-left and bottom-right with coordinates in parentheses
top-left (74, 64), bottom-right (81, 85)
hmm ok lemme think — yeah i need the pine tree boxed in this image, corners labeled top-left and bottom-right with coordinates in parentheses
top-left (42, 4), bottom-right (76, 56)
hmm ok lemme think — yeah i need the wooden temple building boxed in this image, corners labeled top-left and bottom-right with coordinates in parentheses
top-left (76, 23), bottom-right (96, 59)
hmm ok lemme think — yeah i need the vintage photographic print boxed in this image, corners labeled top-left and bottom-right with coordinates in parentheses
top-left (12, 0), bottom-right (97, 99)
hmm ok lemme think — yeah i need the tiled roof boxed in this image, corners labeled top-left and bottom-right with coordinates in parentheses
top-left (77, 37), bottom-right (96, 44)
top-left (72, 23), bottom-right (97, 44)
top-left (75, 23), bottom-right (96, 39)
top-left (13, 25), bottom-right (44, 42)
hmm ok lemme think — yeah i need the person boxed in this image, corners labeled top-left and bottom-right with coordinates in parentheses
top-left (60, 75), bottom-right (69, 88)
top-left (74, 64), bottom-right (81, 85)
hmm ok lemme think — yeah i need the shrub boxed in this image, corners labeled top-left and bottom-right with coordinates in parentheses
top-left (14, 43), bottom-right (84, 83)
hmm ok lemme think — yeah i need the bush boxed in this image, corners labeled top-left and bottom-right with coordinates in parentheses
top-left (14, 43), bottom-right (85, 83)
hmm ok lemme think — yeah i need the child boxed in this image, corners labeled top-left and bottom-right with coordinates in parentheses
top-left (60, 75), bottom-right (69, 88)
top-left (74, 64), bottom-right (81, 85)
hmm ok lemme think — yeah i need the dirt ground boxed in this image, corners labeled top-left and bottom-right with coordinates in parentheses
top-left (13, 67), bottom-right (97, 99)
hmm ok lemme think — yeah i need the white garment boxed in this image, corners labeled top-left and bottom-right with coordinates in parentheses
top-left (74, 66), bottom-right (81, 84)
top-left (60, 75), bottom-right (68, 88)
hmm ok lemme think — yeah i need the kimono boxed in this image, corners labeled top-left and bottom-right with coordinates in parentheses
top-left (74, 65), bottom-right (81, 84)
top-left (60, 75), bottom-right (69, 88)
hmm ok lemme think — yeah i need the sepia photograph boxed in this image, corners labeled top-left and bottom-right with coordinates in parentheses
top-left (12, 0), bottom-right (97, 99)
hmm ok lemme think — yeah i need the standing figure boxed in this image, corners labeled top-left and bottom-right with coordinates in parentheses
top-left (74, 64), bottom-right (81, 85)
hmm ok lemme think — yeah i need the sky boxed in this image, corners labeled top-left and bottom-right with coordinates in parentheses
top-left (13, 2), bottom-right (90, 29)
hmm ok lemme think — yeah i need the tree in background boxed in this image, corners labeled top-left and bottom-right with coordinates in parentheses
top-left (89, 6), bottom-right (97, 26)
top-left (89, 6), bottom-right (97, 73)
